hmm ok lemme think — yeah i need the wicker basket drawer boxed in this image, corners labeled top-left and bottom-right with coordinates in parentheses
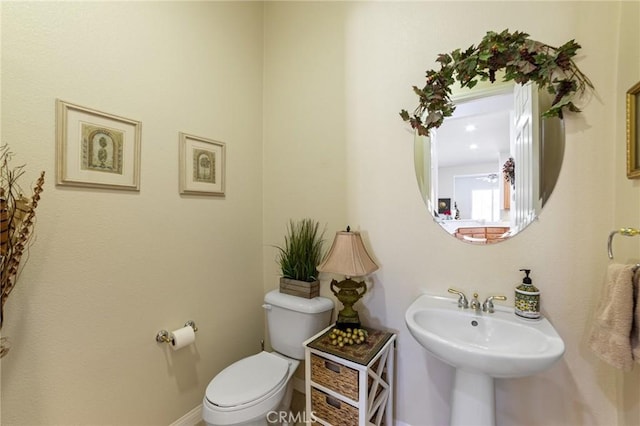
top-left (311, 387), bottom-right (358, 426)
top-left (310, 354), bottom-right (359, 400)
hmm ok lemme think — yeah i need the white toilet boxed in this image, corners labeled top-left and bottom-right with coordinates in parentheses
top-left (202, 290), bottom-right (333, 426)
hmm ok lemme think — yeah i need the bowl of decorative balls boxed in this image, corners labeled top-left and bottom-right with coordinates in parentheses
top-left (328, 327), bottom-right (368, 348)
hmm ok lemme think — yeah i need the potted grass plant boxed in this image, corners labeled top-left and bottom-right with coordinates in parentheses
top-left (275, 218), bottom-right (325, 299)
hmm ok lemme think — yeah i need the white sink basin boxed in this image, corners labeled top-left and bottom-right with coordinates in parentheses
top-left (405, 294), bottom-right (565, 378)
top-left (405, 293), bottom-right (565, 426)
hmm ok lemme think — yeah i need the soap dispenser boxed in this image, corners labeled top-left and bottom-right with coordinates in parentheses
top-left (515, 269), bottom-right (540, 319)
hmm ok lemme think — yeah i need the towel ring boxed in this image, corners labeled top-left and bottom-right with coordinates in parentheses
top-left (607, 228), bottom-right (640, 259)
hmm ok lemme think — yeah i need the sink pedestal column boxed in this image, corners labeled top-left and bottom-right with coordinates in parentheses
top-left (450, 369), bottom-right (495, 426)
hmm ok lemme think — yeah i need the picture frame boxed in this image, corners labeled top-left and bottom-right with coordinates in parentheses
top-left (438, 198), bottom-right (451, 215)
top-left (179, 132), bottom-right (226, 196)
top-left (626, 81), bottom-right (640, 179)
top-left (56, 100), bottom-right (142, 190)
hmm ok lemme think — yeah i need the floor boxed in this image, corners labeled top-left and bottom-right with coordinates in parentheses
top-left (290, 390), bottom-right (306, 426)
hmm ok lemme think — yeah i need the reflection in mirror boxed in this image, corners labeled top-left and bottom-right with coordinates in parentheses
top-left (414, 83), bottom-right (564, 244)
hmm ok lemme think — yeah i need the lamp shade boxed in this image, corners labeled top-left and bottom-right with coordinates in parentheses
top-left (317, 229), bottom-right (378, 277)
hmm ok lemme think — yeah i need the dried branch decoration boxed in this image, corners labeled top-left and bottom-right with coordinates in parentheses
top-left (0, 145), bottom-right (45, 345)
top-left (400, 29), bottom-right (594, 136)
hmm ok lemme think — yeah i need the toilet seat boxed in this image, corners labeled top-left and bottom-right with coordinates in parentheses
top-left (205, 351), bottom-right (290, 408)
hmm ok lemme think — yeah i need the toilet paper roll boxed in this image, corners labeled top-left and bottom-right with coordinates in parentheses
top-left (170, 325), bottom-right (196, 351)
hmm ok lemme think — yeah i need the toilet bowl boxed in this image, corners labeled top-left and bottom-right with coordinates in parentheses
top-left (202, 290), bottom-right (333, 426)
top-left (202, 351), bottom-right (299, 426)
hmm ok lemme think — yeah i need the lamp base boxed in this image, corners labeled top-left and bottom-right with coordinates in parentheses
top-left (336, 314), bottom-right (361, 330)
top-left (330, 278), bottom-right (367, 330)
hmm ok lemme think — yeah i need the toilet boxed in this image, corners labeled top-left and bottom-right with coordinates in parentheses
top-left (202, 290), bottom-right (333, 426)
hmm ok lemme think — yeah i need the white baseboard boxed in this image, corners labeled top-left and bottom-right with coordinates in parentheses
top-left (395, 421), bottom-right (412, 426)
top-left (170, 404), bottom-right (203, 426)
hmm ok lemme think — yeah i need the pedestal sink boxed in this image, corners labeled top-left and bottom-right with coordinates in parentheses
top-left (405, 294), bottom-right (565, 426)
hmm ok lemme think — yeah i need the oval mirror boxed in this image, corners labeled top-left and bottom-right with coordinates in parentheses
top-left (414, 81), bottom-right (564, 244)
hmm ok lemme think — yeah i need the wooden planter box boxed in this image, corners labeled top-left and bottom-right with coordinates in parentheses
top-left (279, 277), bottom-right (319, 299)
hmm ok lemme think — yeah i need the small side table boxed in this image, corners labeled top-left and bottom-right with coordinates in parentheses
top-left (303, 325), bottom-right (396, 426)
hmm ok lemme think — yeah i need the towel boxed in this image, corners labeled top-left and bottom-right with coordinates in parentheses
top-left (588, 264), bottom-right (636, 371)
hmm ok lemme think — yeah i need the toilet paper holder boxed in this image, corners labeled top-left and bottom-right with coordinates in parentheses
top-left (156, 320), bottom-right (198, 344)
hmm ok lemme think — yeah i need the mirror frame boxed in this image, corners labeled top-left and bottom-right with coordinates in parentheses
top-left (627, 81), bottom-right (640, 179)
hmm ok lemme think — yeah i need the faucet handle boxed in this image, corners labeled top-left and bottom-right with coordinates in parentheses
top-left (482, 295), bottom-right (507, 313)
top-left (447, 288), bottom-right (469, 309)
top-left (470, 293), bottom-right (481, 311)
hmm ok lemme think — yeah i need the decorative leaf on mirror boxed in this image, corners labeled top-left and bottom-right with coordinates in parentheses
top-left (401, 29), bottom-right (594, 136)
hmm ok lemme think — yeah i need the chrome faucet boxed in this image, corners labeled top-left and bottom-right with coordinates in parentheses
top-left (448, 289), bottom-right (506, 313)
top-left (447, 288), bottom-right (469, 309)
top-left (482, 295), bottom-right (507, 313)
top-left (469, 293), bottom-right (481, 312)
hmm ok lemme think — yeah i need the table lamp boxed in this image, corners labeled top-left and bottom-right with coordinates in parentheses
top-left (317, 226), bottom-right (379, 329)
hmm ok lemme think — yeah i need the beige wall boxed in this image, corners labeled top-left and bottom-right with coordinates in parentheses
top-left (613, 2), bottom-right (640, 425)
top-left (262, 1), bottom-right (350, 292)
top-left (2, 1), bottom-right (639, 425)
top-left (264, 1), bottom-right (639, 426)
top-left (1, 1), bottom-right (265, 424)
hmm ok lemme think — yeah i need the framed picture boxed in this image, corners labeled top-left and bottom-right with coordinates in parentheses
top-left (56, 100), bottom-right (142, 190)
top-left (626, 81), bottom-right (640, 179)
top-left (179, 132), bottom-right (226, 196)
top-left (438, 198), bottom-right (451, 215)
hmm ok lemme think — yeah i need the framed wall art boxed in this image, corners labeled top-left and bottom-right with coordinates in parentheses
top-left (626, 81), bottom-right (640, 179)
top-left (437, 198), bottom-right (451, 215)
top-left (56, 100), bottom-right (142, 190)
top-left (179, 132), bottom-right (226, 196)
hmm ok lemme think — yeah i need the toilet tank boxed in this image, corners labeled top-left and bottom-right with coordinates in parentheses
top-left (263, 290), bottom-right (334, 360)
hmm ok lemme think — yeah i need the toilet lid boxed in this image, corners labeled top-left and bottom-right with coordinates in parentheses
top-left (206, 352), bottom-right (290, 408)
